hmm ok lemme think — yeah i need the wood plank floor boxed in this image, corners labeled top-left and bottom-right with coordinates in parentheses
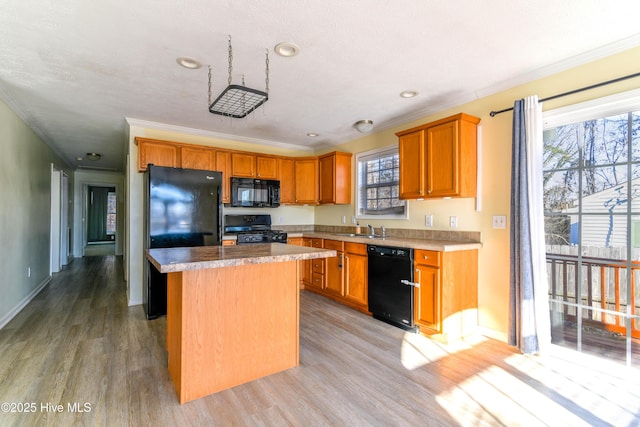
top-left (1, 256), bottom-right (640, 426)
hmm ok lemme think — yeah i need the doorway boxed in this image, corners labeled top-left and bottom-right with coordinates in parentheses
top-left (85, 185), bottom-right (116, 256)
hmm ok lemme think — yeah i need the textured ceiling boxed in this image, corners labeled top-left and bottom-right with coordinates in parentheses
top-left (1, 0), bottom-right (640, 172)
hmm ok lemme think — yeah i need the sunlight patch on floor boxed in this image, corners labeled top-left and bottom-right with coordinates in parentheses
top-left (400, 332), bottom-right (488, 370)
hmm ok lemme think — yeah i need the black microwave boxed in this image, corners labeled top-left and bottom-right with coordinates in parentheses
top-left (230, 177), bottom-right (281, 208)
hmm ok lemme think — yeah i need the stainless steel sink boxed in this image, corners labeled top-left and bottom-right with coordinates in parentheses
top-left (332, 233), bottom-right (384, 239)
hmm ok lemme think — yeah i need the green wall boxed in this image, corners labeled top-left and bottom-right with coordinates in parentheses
top-left (0, 98), bottom-right (72, 327)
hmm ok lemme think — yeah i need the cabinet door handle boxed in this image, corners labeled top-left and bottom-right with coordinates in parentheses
top-left (338, 254), bottom-right (343, 269)
top-left (415, 269), bottom-right (421, 288)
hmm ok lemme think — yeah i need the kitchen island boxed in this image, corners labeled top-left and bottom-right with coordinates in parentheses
top-left (146, 243), bottom-right (336, 404)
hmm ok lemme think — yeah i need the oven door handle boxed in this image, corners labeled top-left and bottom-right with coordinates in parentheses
top-left (400, 279), bottom-right (419, 288)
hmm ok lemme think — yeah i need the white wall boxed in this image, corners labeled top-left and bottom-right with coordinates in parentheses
top-left (0, 98), bottom-right (72, 328)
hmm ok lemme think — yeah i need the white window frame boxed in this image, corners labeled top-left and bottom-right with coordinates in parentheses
top-left (355, 145), bottom-right (408, 220)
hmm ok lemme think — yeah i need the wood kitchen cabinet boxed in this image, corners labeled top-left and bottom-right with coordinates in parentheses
top-left (180, 146), bottom-right (215, 171)
top-left (323, 240), bottom-right (345, 297)
top-left (313, 240), bottom-right (368, 313)
top-left (413, 248), bottom-right (478, 342)
top-left (231, 153), bottom-right (278, 179)
top-left (215, 150), bottom-right (232, 204)
top-left (343, 242), bottom-right (368, 310)
top-left (278, 157), bottom-right (296, 204)
top-left (319, 151), bottom-right (352, 204)
top-left (294, 158), bottom-right (319, 205)
top-left (137, 138), bottom-right (179, 170)
top-left (397, 113), bottom-right (480, 199)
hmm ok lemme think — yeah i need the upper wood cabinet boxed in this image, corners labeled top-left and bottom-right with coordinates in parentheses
top-left (396, 113), bottom-right (480, 199)
top-left (294, 158), bottom-right (319, 205)
top-left (137, 138), bottom-right (179, 170)
top-left (231, 153), bottom-right (278, 179)
top-left (180, 146), bottom-right (215, 171)
top-left (319, 151), bottom-right (352, 205)
top-left (256, 156), bottom-right (278, 179)
top-left (215, 150), bottom-right (232, 204)
top-left (278, 157), bottom-right (296, 204)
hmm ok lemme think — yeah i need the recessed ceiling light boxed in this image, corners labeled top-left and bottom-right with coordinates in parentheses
top-left (176, 56), bottom-right (202, 69)
top-left (400, 90), bottom-right (419, 98)
top-left (274, 42), bottom-right (300, 57)
top-left (307, 133), bottom-right (319, 137)
top-left (76, 156), bottom-right (83, 161)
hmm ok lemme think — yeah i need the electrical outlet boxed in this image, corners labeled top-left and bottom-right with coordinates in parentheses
top-left (493, 215), bottom-right (507, 229)
top-left (425, 214), bottom-right (433, 227)
top-left (352, 216), bottom-right (357, 225)
top-left (278, 216), bottom-right (284, 224)
top-left (341, 215), bottom-right (346, 224)
top-left (450, 216), bottom-right (457, 228)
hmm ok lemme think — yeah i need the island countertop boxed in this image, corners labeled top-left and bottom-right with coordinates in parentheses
top-left (147, 243), bottom-right (336, 273)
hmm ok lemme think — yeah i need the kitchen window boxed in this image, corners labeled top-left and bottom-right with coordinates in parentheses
top-left (356, 146), bottom-right (407, 220)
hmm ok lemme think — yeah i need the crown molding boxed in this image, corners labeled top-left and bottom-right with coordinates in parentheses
top-left (125, 118), bottom-right (314, 152)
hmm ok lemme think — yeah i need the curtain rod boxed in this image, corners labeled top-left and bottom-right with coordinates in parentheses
top-left (489, 71), bottom-right (640, 117)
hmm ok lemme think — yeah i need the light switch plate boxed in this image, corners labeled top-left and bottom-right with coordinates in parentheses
top-left (493, 215), bottom-right (507, 229)
top-left (450, 216), bottom-right (457, 228)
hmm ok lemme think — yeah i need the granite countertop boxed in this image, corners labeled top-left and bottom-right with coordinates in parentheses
top-left (282, 231), bottom-right (482, 252)
top-left (147, 243), bottom-right (336, 273)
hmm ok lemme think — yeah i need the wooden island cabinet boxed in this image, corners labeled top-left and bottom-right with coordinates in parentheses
top-left (146, 244), bottom-right (335, 404)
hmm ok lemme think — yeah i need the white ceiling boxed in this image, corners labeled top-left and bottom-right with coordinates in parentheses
top-left (2, 1), bottom-right (640, 172)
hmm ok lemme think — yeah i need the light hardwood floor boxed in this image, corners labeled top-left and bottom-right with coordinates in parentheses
top-left (1, 256), bottom-right (639, 426)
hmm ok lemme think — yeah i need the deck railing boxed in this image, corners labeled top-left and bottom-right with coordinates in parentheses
top-left (546, 252), bottom-right (640, 338)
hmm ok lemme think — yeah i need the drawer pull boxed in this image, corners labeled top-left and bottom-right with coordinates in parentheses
top-left (423, 255), bottom-right (428, 260)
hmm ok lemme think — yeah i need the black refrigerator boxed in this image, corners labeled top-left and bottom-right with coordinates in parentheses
top-left (143, 165), bottom-right (223, 319)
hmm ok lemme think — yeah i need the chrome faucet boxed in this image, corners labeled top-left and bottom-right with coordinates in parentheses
top-left (367, 224), bottom-right (375, 235)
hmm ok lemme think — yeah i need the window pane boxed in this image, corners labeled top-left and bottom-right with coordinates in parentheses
top-left (544, 170), bottom-right (578, 213)
top-left (544, 124), bottom-right (580, 171)
top-left (581, 114), bottom-right (629, 166)
top-left (632, 111), bottom-right (640, 162)
top-left (357, 148), bottom-right (406, 218)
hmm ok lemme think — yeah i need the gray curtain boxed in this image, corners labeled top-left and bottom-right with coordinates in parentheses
top-left (509, 98), bottom-right (549, 354)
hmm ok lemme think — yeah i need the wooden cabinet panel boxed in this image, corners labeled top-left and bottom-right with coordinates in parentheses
top-left (427, 120), bottom-right (458, 197)
top-left (324, 240), bottom-right (345, 297)
top-left (319, 152), bottom-right (352, 204)
top-left (231, 152), bottom-right (256, 177)
top-left (300, 238), bottom-right (313, 288)
top-left (222, 240), bottom-right (236, 246)
top-left (414, 264), bottom-right (440, 331)
top-left (413, 249), bottom-right (478, 342)
top-left (181, 146), bottom-right (215, 171)
top-left (286, 237), bottom-right (304, 246)
top-left (396, 113), bottom-right (479, 199)
top-left (398, 131), bottom-right (425, 199)
top-left (344, 245), bottom-right (367, 308)
top-left (294, 158), bottom-right (319, 204)
top-left (278, 157), bottom-right (295, 204)
top-left (256, 156), bottom-right (278, 179)
top-left (138, 139), bottom-right (179, 171)
top-left (215, 150), bottom-right (232, 204)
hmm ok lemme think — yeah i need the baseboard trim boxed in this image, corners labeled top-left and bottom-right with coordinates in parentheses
top-left (0, 275), bottom-right (52, 330)
top-left (478, 326), bottom-right (508, 343)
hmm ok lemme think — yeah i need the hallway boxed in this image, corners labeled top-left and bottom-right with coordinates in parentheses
top-left (1, 256), bottom-right (640, 426)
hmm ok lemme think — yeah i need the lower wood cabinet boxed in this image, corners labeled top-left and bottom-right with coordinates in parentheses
top-left (343, 242), bottom-right (368, 309)
top-left (304, 239), bottom-right (368, 313)
top-left (414, 249), bottom-right (478, 342)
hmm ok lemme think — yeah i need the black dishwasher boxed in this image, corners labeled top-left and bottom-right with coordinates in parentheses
top-left (367, 245), bottom-right (418, 332)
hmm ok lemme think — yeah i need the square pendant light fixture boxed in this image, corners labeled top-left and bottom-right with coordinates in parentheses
top-left (207, 35), bottom-right (270, 118)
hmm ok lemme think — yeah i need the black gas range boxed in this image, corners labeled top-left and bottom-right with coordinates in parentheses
top-left (224, 214), bottom-right (288, 245)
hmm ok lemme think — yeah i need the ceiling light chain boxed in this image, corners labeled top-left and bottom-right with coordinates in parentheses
top-left (227, 34), bottom-right (233, 86)
top-left (208, 65), bottom-right (212, 107)
top-left (265, 49), bottom-right (269, 94)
